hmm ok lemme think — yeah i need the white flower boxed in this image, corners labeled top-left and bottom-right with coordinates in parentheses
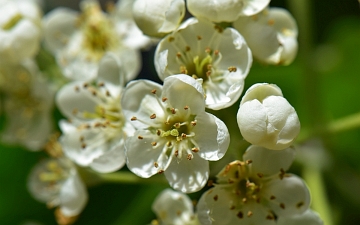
top-left (56, 53), bottom-right (134, 173)
top-left (122, 75), bottom-right (230, 193)
top-left (197, 145), bottom-right (311, 225)
top-left (187, 0), bottom-right (270, 23)
top-left (152, 189), bottom-right (199, 225)
top-left (132, 0), bottom-right (185, 38)
top-left (237, 83), bottom-right (300, 150)
top-left (43, 0), bottom-right (148, 81)
top-left (277, 209), bottom-right (324, 225)
top-left (0, 60), bottom-right (54, 151)
top-left (27, 157), bottom-right (88, 219)
top-left (0, 0), bottom-right (42, 64)
top-left (234, 7), bottom-right (298, 65)
top-left (155, 18), bottom-right (252, 110)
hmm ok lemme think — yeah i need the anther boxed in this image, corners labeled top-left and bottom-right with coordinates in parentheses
top-left (242, 198), bottom-right (247, 203)
top-left (184, 105), bottom-right (189, 110)
top-left (280, 203), bottom-right (285, 209)
top-left (181, 133), bottom-right (187, 138)
top-left (151, 89), bottom-right (157, 94)
top-left (191, 121), bottom-right (197, 126)
top-left (162, 97), bottom-right (168, 102)
top-left (74, 86), bottom-right (80, 92)
top-left (106, 90), bottom-right (111, 96)
top-left (185, 46), bottom-right (191, 51)
top-left (158, 169), bottom-right (164, 174)
top-left (214, 50), bottom-right (220, 55)
top-left (83, 83), bottom-right (89, 88)
top-left (247, 211), bottom-right (253, 217)
top-left (228, 66), bottom-right (237, 72)
top-left (138, 135), bottom-right (144, 139)
top-left (206, 71), bottom-right (211, 76)
top-left (245, 159), bottom-right (253, 164)
top-left (207, 180), bottom-right (213, 187)
top-left (170, 108), bottom-right (176, 114)
top-left (166, 141), bottom-right (172, 147)
top-left (237, 211), bottom-right (243, 219)
top-left (187, 153), bottom-right (193, 160)
top-left (270, 195), bottom-right (276, 200)
top-left (257, 173), bottom-right (264, 178)
top-left (191, 147), bottom-right (199, 153)
top-left (168, 36), bottom-right (174, 42)
top-left (268, 19), bottom-right (275, 26)
top-left (157, 129), bottom-right (161, 136)
top-left (230, 205), bottom-right (235, 210)
top-left (176, 52), bottom-right (182, 58)
top-left (197, 35), bottom-right (202, 40)
top-left (81, 143), bottom-right (87, 149)
top-left (151, 142), bottom-right (157, 146)
top-left (213, 195), bottom-right (218, 201)
top-left (175, 150), bottom-right (179, 157)
top-left (297, 201), bottom-right (304, 208)
top-left (154, 162), bottom-right (159, 168)
top-left (150, 114), bottom-right (156, 119)
top-left (205, 47), bottom-right (211, 54)
top-left (79, 136), bottom-right (84, 142)
top-left (131, 116), bottom-right (137, 121)
top-left (98, 82), bottom-right (104, 87)
top-left (174, 123), bottom-right (180, 128)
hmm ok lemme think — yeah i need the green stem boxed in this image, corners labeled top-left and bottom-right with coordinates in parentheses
top-left (97, 171), bottom-right (168, 185)
top-left (303, 166), bottom-right (333, 225)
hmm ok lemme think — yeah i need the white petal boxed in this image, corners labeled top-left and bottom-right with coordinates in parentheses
top-left (243, 145), bottom-right (296, 176)
top-left (162, 75), bottom-right (205, 115)
top-left (263, 174), bottom-right (311, 217)
top-left (240, 83), bottom-right (283, 105)
top-left (43, 8), bottom-right (78, 54)
top-left (97, 52), bottom-right (124, 95)
top-left (152, 189), bottom-right (194, 225)
top-left (125, 130), bottom-right (170, 178)
top-left (193, 112), bottom-right (229, 161)
top-left (90, 139), bottom-right (126, 173)
top-left (121, 79), bottom-right (163, 130)
top-left (240, 0), bottom-right (270, 16)
top-left (59, 173), bottom-right (88, 217)
top-left (277, 209), bottom-right (324, 225)
top-left (164, 152), bottom-right (209, 193)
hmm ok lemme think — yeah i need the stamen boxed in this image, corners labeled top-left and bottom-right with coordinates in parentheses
top-left (150, 114), bottom-right (156, 119)
top-left (151, 89), bottom-right (157, 94)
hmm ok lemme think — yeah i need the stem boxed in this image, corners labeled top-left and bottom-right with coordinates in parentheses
top-left (97, 171), bottom-right (168, 185)
top-left (303, 166), bottom-right (333, 225)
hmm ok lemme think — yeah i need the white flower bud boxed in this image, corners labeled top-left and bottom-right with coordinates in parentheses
top-left (132, 0), bottom-right (185, 38)
top-left (187, 0), bottom-right (270, 23)
top-left (237, 83), bottom-right (300, 150)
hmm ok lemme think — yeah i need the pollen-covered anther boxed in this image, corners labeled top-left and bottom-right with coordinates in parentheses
top-left (213, 195), bottom-right (218, 201)
top-left (257, 173), bottom-right (264, 178)
top-left (166, 141), bottom-right (172, 147)
top-left (245, 159), bottom-right (253, 164)
top-left (105, 90), bottom-right (111, 97)
top-left (180, 66), bottom-right (188, 74)
top-left (158, 169), bottom-right (164, 174)
top-left (270, 195), bottom-right (276, 200)
top-left (197, 35), bottom-right (202, 40)
top-left (228, 66), bottom-right (237, 72)
top-left (98, 82), bottom-right (104, 87)
top-left (242, 197), bottom-right (247, 203)
top-left (237, 211), bottom-right (244, 219)
top-left (187, 153), bottom-right (193, 160)
top-left (191, 147), bottom-right (199, 153)
top-left (83, 83), bottom-right (89, 88)
top-left (150, 114), bottom-right (156, 119)
top-left (154, 162), bottom-right (159, 168)
top-left (151, 89), bottom-right (157, 94)
top-left (176, 52), bottom-right (182, 58)
top-left (184, 105), bottom-right (189, 110)
top-left (247, 211), bottom-right (253, 217)
top-left (181, 133), bottom-right (187, 138)
top-left (297, 201), bottom-right (304, 208)
top-left (74, 86), bottom-right (80, 92)
top-left (174, 123), bottom-right (180, 128)
top-left (175, 150), bottom-right (179, 157)
top-left (207, 180), bottom-right (213, 187)
top-left (191, 121), bottom-right (197, 126)
top-left (185, 46), bottom-right (191, 51)
top-left (205, 47), bottom-right (211, 54)
top-left (266, 214), bottom-right (275, 220)
top-left (268, 19), bottom-right (275, 26)
top-left (151, 142), bottom-right (157, 146)
top-left (170, 108), bottom-right (176, 114)
top-left (81, 143), bottom-right (86, 149)
top-left (157, 129), bottom-right (161, 136)
top-left (138, 135), bottom-right (144, 139)
top-left (162, 97), bottom-right (168, 102)
top-left (214, 50), bottom-right (220, 56)
top-left (131, 116), bottom-right (137, 121)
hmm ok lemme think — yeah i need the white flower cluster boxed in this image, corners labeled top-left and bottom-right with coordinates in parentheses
top-left (0, 0), bottom-right (324, 224)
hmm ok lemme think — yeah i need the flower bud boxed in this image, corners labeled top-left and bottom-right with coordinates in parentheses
top-left (237, 83), bottom-right (300, 150)
top-left (132, 0), bottom-right (185, 38)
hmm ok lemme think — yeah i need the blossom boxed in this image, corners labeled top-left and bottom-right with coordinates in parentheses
top-left (43, 0), bottom-right (149, 81)
top-left (122, 74), bottom-right (230, 193)
top-left (234, 7), bottom-right (298, 65)
top-left (197, 145), bottom-right (311, 225)
top-left (151, 189), bottom-right (199, 225)
top-left (0, 0), bottom-right (42, 65)
top-left (56, 53), bottom-right (134, 173)
top-left (237, 83), bottom-right (300, 150)
top-left (277, 209), bottom-right (324, 225)
top-left (155, 18), bottom-right (252, 110)
top-left (0, 60), bottom-right (54, 151)
top-left (132, 0), bottom-right (185, 38)
top-left (27, 157), bottom-right (88, 222)
top-left (186, 0), bottom-right (270, 23)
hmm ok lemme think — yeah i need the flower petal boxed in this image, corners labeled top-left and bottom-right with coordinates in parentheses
top-left (193, 112), bottom-right (230, 161)
top-left (277, 209), bottom-right (324, 225)
top-left (164, 152), bottom-right (209, 193)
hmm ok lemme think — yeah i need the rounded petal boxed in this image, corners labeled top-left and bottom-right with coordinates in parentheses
top-left (263, 174), bottom-right (311, 217)
top-left (162, 75), bottom-right (205, 114)
top-left (193, 112), bottom-right (230, 161)
top-left (243, 145), bottom-right (296, 176)
top-left (240, 83), bottom-right (283, 105)
top-left (152, 189), bottom-right (194, 225)
top-left (240, 0), bottom-right (270, 16)
top-left (59, 173), bottom-right (88, 217)
top-left (90, 139), bottom-right (126, 173)
top-left (164, 152), bottom-right (209, 193)
top-left (277, 209), bottom-right (324, 225)
top-left (126, 130), bottom-right (170, 178)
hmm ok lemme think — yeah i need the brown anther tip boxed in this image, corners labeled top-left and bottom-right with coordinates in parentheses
top-left (207, 180), bottom-right (213, 187)
top-left (280, 203), bottom-right (285, 209)
top-left (228, 66), bottom-right (237, 72)
top-left (150, 114), bottom-right (156, 119)
top-left (191, 147), bottom-right (199, 153)
top-left (214, 50), bottom-right (219, 55)
top-left (174, 150), bottom-right (179, 157)
top-left (197, 35), bottom-right (202, 40)
top-left (151, 142), bottom-right (157, 146)
top-left (158, 169), bottom-right (165, 174)
top-left (181, 133), bottom-right (187, 138)
top-left (257, 173), bottom-right (264, 178)
top-left (106, 90), bottom-right (111, 97)
top-left (237, 211), bottom-right (243, 219)
top-left (83, 83), bottom-right (89, 88)
top-left (72, 109), bottom-right (78, 115)
top-left (185, 46), bottom-right (191, 51)
top-left (230, 205), bottom-right (235, 210)
top-left (270, 195), bottom-right (276, 200)
top-left (170, 108), bottom-right (176, 114)
top-left (81, 143), bottom-right (86, 149)
top-left (131, 116), bottom-right (137, 121)
top-left (297, 201), bottom-right (304, 208)
top-left (151, 89), bottom-right (157, 94)
top-left (91, 91), bottom-right (97, 96)
top-left (242, 198), bottom-right (247, 203)
top-left (138, 135), bottom-right (144, 139)
top-left (74, 86), bottom-right (80, 92)
top-left (154, 162), bottom-right (159, 168)
top-left (98, 82), bottom-right (104, 87)
top-left (184, 105), bottom-right (189, 110)
top-left (246, 159), bottom-right (253, 164)
top-left (187, 154), bottom-right (193, 160)
top-left (176, 52), bottom-right (182, 58)
top-left (168, 36), bottom-right (174, 42)
top-left (205, 47), bottom-right (211, 54)
top-left (191, 121), bottom-right (197, 126)
top-left (247, 211), bottom-right (253, 217)
top-left (206, 71), bottom-right (212, 76)
top-left (157, 130), bottom-right (161, 136)
top-left (162, 97), bottom-right (168, 102)
top-left (266, 215), bottom-right (275, 220)
top-left (268, 19), bottom-right (275, 26)
top-left (213, 195), bottom-right (218, 201)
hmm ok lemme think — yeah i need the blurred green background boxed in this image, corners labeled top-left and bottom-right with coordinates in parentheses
top-left (1, 0), bottom-right (360, 224)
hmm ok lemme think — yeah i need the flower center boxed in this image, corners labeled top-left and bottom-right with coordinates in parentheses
top-left (79, 2), bottom-right (118, 60)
